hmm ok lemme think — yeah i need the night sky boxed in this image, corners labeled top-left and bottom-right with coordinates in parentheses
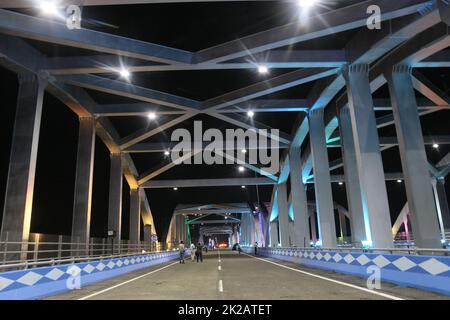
top-left (1, 1), bottom-right (450, 242)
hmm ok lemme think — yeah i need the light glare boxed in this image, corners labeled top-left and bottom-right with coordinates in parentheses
top-left (39, 1), bottom-right (58, 15)
top-left (298, 0), bottom-right (316, 8)
top-left (148, 112), bottom-right (157, 120)
top-left (119, 68), bottom-right (130, 79)
top-left (247, 110), bottom-right (255, 118)
top-left (257, 65), bottom-right (269, 74)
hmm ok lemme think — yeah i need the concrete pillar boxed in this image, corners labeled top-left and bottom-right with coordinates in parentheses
top-left (71, 116), bottom-right (96, 256)
top-left (431, 178), bottom-right (448, 240)
top-left (108, 153), bottom-right (122, 253)
top-left (344, 64), bottom-right (393, 248)
top-left (277, 183), bottom-right (290, 247)
top-left (129, 188), bottom-right (141, 247)
top-left (310, 210), bottom-right (317, 243)
top-left (387, 65), bottom-right (441, 248)
top-left (339, 211), bottom-right (348, 240)
top-left (143, 224), bottom-right (152, 244)
top-left (289, 148), bottom-right (310, 247)
top-left (435, 178), bottom-right (450, 229)
top-left (309, 109), bottom-right (337, 247)
top-left (0, 73), bottom-right (46, 261)
top-left (250, 216), bottom-right (256, 245)
top-left (270, 221), bottom-right (278, 247)
top-left (338, 106), bottom-right (367, 245)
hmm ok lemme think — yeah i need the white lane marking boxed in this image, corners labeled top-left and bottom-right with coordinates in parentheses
top-left (218, 279), bottom-right (224, 292)
top-left (78, 261), bottom-right (179, 300)
top-left (242, 253), bottom-right (404, 301)
top-left (218, 265), bottom-right (222, 271)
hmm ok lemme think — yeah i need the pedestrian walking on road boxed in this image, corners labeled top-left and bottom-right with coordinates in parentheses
top-left (179, 241), bottom-right (185, 264)
top-left (254, 241), bottom-right (258, 256)
top-left (190, 242), bottom-right (196, 262)
top-left (196, 242), bottom-right (203, 263)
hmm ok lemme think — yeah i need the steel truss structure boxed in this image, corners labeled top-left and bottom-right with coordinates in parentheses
top-left (1, 0), bottom-right (450, 257)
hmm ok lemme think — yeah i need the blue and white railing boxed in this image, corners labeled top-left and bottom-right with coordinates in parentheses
top-left (0, 249), bottom-right (187, 300)
top-left (244, 246), bottom-right (450, 296)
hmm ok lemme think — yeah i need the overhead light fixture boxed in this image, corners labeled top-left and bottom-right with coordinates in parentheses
top-left (257, 65), bottom-right (269, 74)
top-left (148, 112), bottom-right (157, 120)
top-left (433, 143), bottom-right (439, 149)
top-left (397, 180), bottom-right (402, 183)
top-left (164, 150), bottom-right (170, 156)
top-left (173, 187), bottom-right (178, 191)
top-left (241, 185), bottom-right (246, 189)
top-left (247, 110), bottom-right (255, 118)
top-left (241, 149), bottom-right (247, 154)
top-left (119, 67), bottom-right (131, 80)
top-left (338, 182), bottom-right (344, 186)
top-left (39, 1), bottom-right (58, 15)
top-left (238, 166), bottom-right (245, 172)
top-left (298, 0), bottom-right (316, 8)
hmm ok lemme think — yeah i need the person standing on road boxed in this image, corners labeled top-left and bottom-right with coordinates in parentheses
top-left (179, 241), bottom-right (185, 264)
top-left (196, 242), bottom-right (203, 263)
top-left (190, 242), bottom-right (196, 262)
top-left (254, 241), bottom-right (258, 256)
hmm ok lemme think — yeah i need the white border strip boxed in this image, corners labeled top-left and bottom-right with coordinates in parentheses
top-left (242, 253), bottom-right (404, 300)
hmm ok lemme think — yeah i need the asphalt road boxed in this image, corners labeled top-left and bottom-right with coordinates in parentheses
top-left (46, 250), bottom-right (450, 300)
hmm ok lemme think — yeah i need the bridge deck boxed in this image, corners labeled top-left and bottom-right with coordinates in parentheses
top-left (47, 250), bottom-right (449, 300)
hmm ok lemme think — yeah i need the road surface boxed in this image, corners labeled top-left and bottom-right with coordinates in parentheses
top-left (47, 250), bottom-right (449, 300)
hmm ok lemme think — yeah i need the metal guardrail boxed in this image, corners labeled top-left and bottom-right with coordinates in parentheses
top-left (256, 246), bottom-right (450, 256)
top-left (0, 238), bottom-right (170, 270)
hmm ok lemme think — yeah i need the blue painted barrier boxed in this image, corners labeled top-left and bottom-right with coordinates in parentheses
top-left (0, 250), bottom-right (187, 300)
top-left (244, 247), bottom-right (450, 296)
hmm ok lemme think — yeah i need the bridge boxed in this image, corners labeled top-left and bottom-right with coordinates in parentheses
top-left (0, 0), bottom-right (450, 300)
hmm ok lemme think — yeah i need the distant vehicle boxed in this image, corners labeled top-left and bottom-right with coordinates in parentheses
top-left (218, 243), bottom-right (228, 248)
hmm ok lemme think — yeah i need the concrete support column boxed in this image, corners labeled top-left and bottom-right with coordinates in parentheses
top-left (143, 224), bottom-right (152, 244)
top-left (387, 65), bottom-right (441, 248)
top-left (435, 178), bottom-right (450, 230)
top-left (431, 178), bottom-right (448, 240)
top-left (339, 211), bottom-right (348, 240)
top-left (108, 153), bottom-right (122, 253)
top-left (71, 116), bottom-right (96, 256)
top-left (310, 211), bottom-right (317, 243)
top-left (270, 221), bottom-right (278, 247)
top-left (338, 106), bottom-right (367, 245)
top-left (277, 183), bottom-right (290, 247)
top-left (289, 148), bottom-right (310, 247)
top-left (309, 109), bottom-right (337, 247)
top-left (129, 188), bottom-right (141, 248)
top-left (0, 73), bottom-right (46, 261)
top-left (344, 64), bottom-right (393, 248)
top-left (250, 216), bottom-right (256, 244)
